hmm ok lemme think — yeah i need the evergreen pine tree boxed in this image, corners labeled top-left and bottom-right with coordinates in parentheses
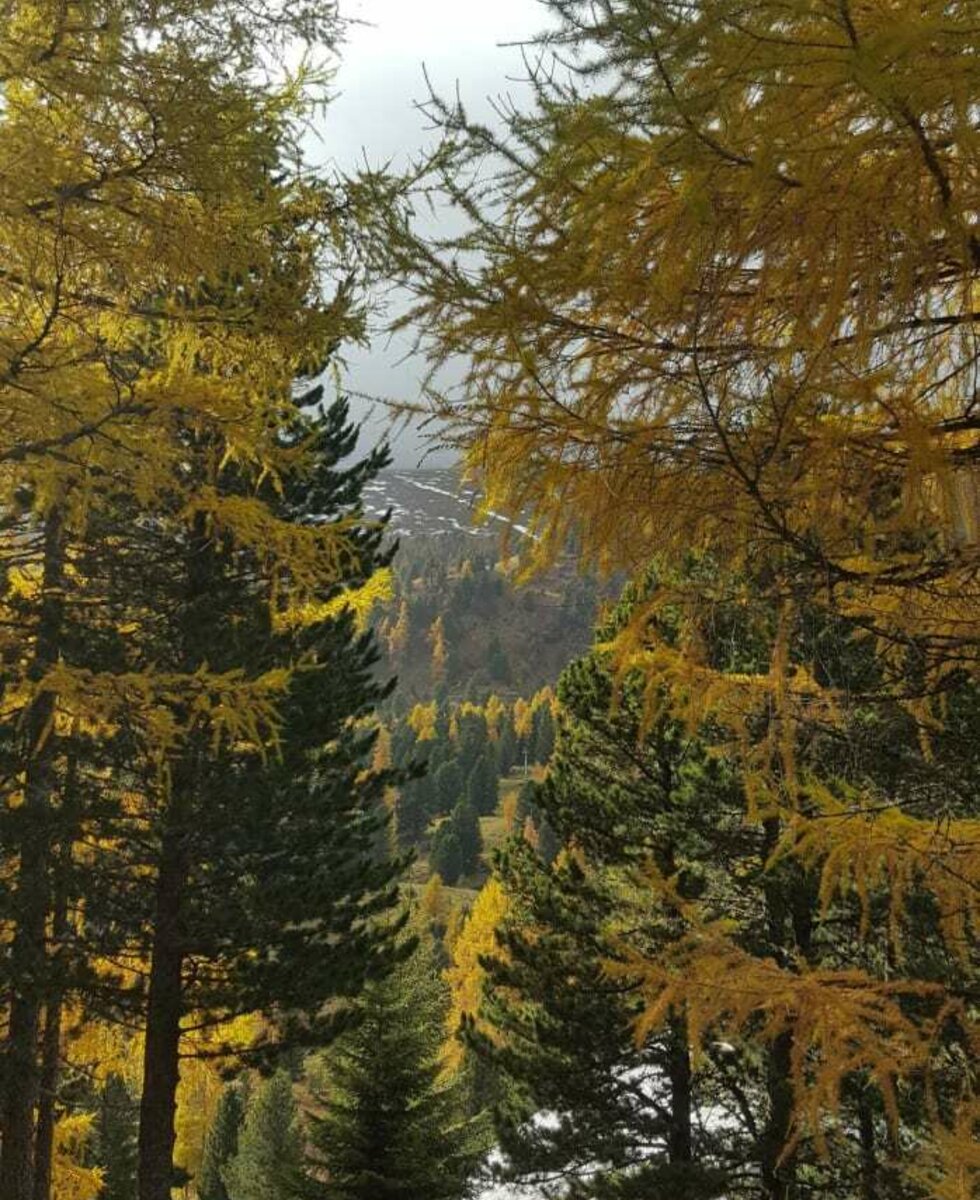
top-left (430, 823), bottom-right (464, 887)
top-left (396, 778), bottom-right (430, 849)
top-left (496, 721), bottom-right (517, 776)
top-left (466, 752), bottom-right (499, 817)
top-left (81, 397), bottom-right (409, 1196)
top-left (514, 780), bottom-right (538, 829)
top-left (451, 800), bottom-right (483, 878)
top-left (487, 636), bottom-right (511, 684)
top-left (434, 761), bottom-right (465, 816)
top-left (307, 932), bottom-right (487, 1200)
top-left (455, 711), bottom-right (489, 780)
top-left (530, 705), bottom-right (555, 765)
top-left (92, 1074), bottom-right (139, 1200)
top-left (223, 1072), bottom-right (306, 1200)
top-left (534, 819), bottom-right (560, 867)
top-left (197, 1081), bottom-right (249, 1200)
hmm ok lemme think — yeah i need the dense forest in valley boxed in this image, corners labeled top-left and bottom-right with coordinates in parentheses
top-left (0, 2), bottom-right (977, 1200)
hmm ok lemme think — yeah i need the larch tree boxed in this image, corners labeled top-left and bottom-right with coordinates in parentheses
top-left (0, 4), bottom-right (394, 1200)
top-left (375, 0), bottom-right (980, 1187)
top-left (428, 615), bottom-right (448, 686)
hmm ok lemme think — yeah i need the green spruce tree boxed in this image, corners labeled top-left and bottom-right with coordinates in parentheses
top-left (307, 932), bottom-right (487, 1200)
top-left (434, 761), bottom-right (465, 816)
top-left (430, 822), bottom-right (464, 887)
top-left (197, 1080), bottom-right (249, 1200)
top-left (451, 800), bottom-right (482, 878)
top-left (466, 752), bottom-right (499, 817)
top-left (496, 722), bottom-right (517, 776)
top-left (92, 1074), bottom-right (140, 1200)
top-left (223, 1072), bottom-right (306, 1200)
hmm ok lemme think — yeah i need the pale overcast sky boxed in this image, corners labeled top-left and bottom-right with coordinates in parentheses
top-left (313, 0), bottom-right (549, 468)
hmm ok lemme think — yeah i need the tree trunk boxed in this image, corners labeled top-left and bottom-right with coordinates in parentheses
top-left (759, 818), bottom-right (798, 1200)
top-left (760, 1030), bottom-right (796, 1200)
top-left (666, 1009), bottom-right (693, 1164)
top-left (32, 995), bottom-right (63, 1200)
top-left (858, 1090), bottom-right (878, 1200)
top-left (1, 509), bottom-right (66, 1200)
top-left (137, 826), bottom-right (189, 1200)
top-left (137, 508), bottom-right (213, 1200)
top-left (33, 770), bottom-right (76, 1200)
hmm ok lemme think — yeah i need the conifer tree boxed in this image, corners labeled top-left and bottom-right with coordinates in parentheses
top-left (197, 1082), bottom-right (249, 1200)
top-left (455, 710), bottom-right (489, 779)
top-left (113, 397), bottom-right (407, 1200)
top-left (378, 1), bottom-right (980, 1181)
top-left (222, 1073), bottom-right (306, 1200)
top-left (466, 752), bottom-right (499, 817)
top-left (396, 778), bottom-right (430, 850)
top-left (419, 874), bottom-right (449, 937)
top-left (486, 636), bottom-right (510, 685)
top-left (0, 3), bottom-right (379, 1199)
top-left (430, 823), bottom-right (464, 887)
top-left (496, 721), bottom-right (517, 777)
top-left (530, 704), bottom-right (555, 766)
top-left (434, 761), bottom-right (465, 816)
top-left (92, 1075), bottom-right (140, 1200)
top-left (307, 932), bottom-right (486, 1200)
top-left (451, 800), bottom-right (483, 878)
top-left (476, 587), bottom-right (979, 1199)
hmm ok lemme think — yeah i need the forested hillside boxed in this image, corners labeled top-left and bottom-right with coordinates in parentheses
top-left (1, 2), bottom-right (977, 1200)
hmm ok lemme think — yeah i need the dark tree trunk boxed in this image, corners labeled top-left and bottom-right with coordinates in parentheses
top-left (32, 994), bottom-right (63, 1200)
top-left (33, 767), bottom-right (77, 1200)
top-left (858, 1090), bottom-right (878, 1200)
top-left (137, 827), bottom-right (189, 1200)
top-left (137, 508), bottom-right (211, 1200)
top-left (666, 1009), bottom-right (693, 1164)
top-left (759, 818), bottom-right (799, 1200)
top-left (1, 510), bottom-right (66, 1200)
top-left (760, 1030), bottom-right (796, 1200)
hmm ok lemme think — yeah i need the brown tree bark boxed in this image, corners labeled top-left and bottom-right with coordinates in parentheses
top-left (0, 509), bottom-right (67, 1200)
top-left (666, 1009), bottom-right (693, 1165)
top-left (137, 509), bottom-right (210, 1200)
top-left (136, 824), bottom-right (189, 1200)
top-left (759, 818), bottom-right (800, 1200)
top-left (33, 761), bottom-right (78, 1200)
top-left (32, 990), bottom-right (64, 1200)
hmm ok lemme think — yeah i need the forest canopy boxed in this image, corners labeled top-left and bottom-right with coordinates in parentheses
top-left (1, 2), bottom-right (978, 1200)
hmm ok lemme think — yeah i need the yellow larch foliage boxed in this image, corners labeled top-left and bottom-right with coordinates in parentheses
top-left (443, 877), bottom-right (508, 1074)
top-left (170, 1013), bottom-right (262, 1182)
top-left (272, 568), bottom-right (394, 635)
top-left (512, 698), bottom-right (533, 740)
top-left (910, 1099), bottom-right (980, 1200)
top-left (372, 724), bottom-right (393, 774)
top-left (501, 788), bottom-right (519, 833)
top-left (407, 701), bottom-right (438, 742)
top-left (442, 906), bottom-right (465, 959)
top-left (419, 873), bottom-right (449, 928)
top-left (483, 694), bottom-right (506, 741)
top-left (386, 600), bottom-right (410, 660)
top-left (388, 2), bottom-right (980, 1178)
top-left (611, 925), bottom-right (949, 1157)
top-left (428, 615), bottom-right (447, 685)
top-left (776, 780), bottom-right (980, 961)
top-left (52, 1115), bottom-right (102, 1200)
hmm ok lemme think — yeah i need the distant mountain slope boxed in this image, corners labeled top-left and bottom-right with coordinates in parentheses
top-left (363, 469), bottom-right (533, 541)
